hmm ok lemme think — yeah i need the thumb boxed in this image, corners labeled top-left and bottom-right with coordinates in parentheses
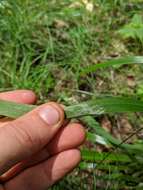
top-left (0, 102), bottom-right (64, 175)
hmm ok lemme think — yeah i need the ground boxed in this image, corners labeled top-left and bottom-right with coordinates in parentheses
top-left (0, 0), bottom-right (143, 189)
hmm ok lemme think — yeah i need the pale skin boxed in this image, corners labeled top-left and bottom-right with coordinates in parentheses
top-left (0, 90), bottom-right (85, 190)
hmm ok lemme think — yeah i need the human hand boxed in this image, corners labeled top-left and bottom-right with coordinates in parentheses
top-left (0, 90), bottom-right (85, 190)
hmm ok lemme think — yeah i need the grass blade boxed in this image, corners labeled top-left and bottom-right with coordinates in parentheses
top-left (87, 132), bottom-right (110, 146)
top-left (81, 56), bottom-right (143, 75)
top-left (81, 116), bottom-right (143, 153)
top-left (0, 96), bottom-right (143, 118)
top-left (81, 149), bottom-right (131, 162)
top-left (79, 161), bottom-right (128, 171)
top-left (65, 96), bottom-right (143, 118)
top-left (0, 100), bottom-right (36, 118)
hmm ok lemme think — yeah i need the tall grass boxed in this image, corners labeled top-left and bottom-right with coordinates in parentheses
top-left (1, 0), bottom-right (143, 189)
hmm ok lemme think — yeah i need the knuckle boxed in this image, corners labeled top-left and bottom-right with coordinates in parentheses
top-left (7, 121), bottom-right (42, 153)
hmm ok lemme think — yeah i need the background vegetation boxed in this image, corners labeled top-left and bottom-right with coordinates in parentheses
top-left (1, 0), bottom-right (143, 189)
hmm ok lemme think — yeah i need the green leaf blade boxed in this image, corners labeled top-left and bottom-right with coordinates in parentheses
top-left (81, 149), bottom-right (131, 162)
top-left (0, 100), bottom-right (36, 118)
top-left (81, 56), bottom-right (143, 75)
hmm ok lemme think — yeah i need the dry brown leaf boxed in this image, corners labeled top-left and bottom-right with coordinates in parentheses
top-left (69, 2), bottom-right (82, 8)
top-left (127, 75), bottom-right (136, 88)
top-left (115, 117), bottom-right (137, 143)
top-left (101, 116), bottom-right (112, 133)
top-left (53, 19), bottom-right (69, 29)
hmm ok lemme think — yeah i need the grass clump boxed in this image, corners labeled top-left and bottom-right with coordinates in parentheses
top-left (1, 0), bottom-right (143, 189)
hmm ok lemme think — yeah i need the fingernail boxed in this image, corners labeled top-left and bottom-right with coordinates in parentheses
top-left (22, 91), bottom-right (36, 101)
top-left (39, 105), bottom-right (60, 126)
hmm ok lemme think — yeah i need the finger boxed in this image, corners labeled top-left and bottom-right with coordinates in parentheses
top-left (0, 90), bottom-right (37, 104)
top-left (0, 118), bottom-right (14, 127)
top-left (0, 102), bottom-right (64, 175)
top-left (0, 123), bottom-right (85, 181)
top-left (47, 123), bottom-right (85, 154)
top-left (4, 149), bottom-right (81, 190)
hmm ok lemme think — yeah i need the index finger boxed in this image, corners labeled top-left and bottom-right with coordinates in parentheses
top-left (0, 90), bottom-right (37, 104)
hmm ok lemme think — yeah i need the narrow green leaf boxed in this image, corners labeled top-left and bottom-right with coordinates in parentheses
top-left (0, 100), bottom-right (36, 118)
top-left (82, 116), bottom-right (143, 153)
top-left (65, 96), bottom-right (143, 118)
top-left (87, 132), bottom-right (110, 146)
top-left (81, 149), bottom-right (131, 162)
top-left (0, 96), bottom-right (143, 119)
top-left (95, 172), bottom-right (138, 182)
top-left (81, 56), bottom-right (143, 75)
top-left (79, 161), bottom-right (128, 171)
